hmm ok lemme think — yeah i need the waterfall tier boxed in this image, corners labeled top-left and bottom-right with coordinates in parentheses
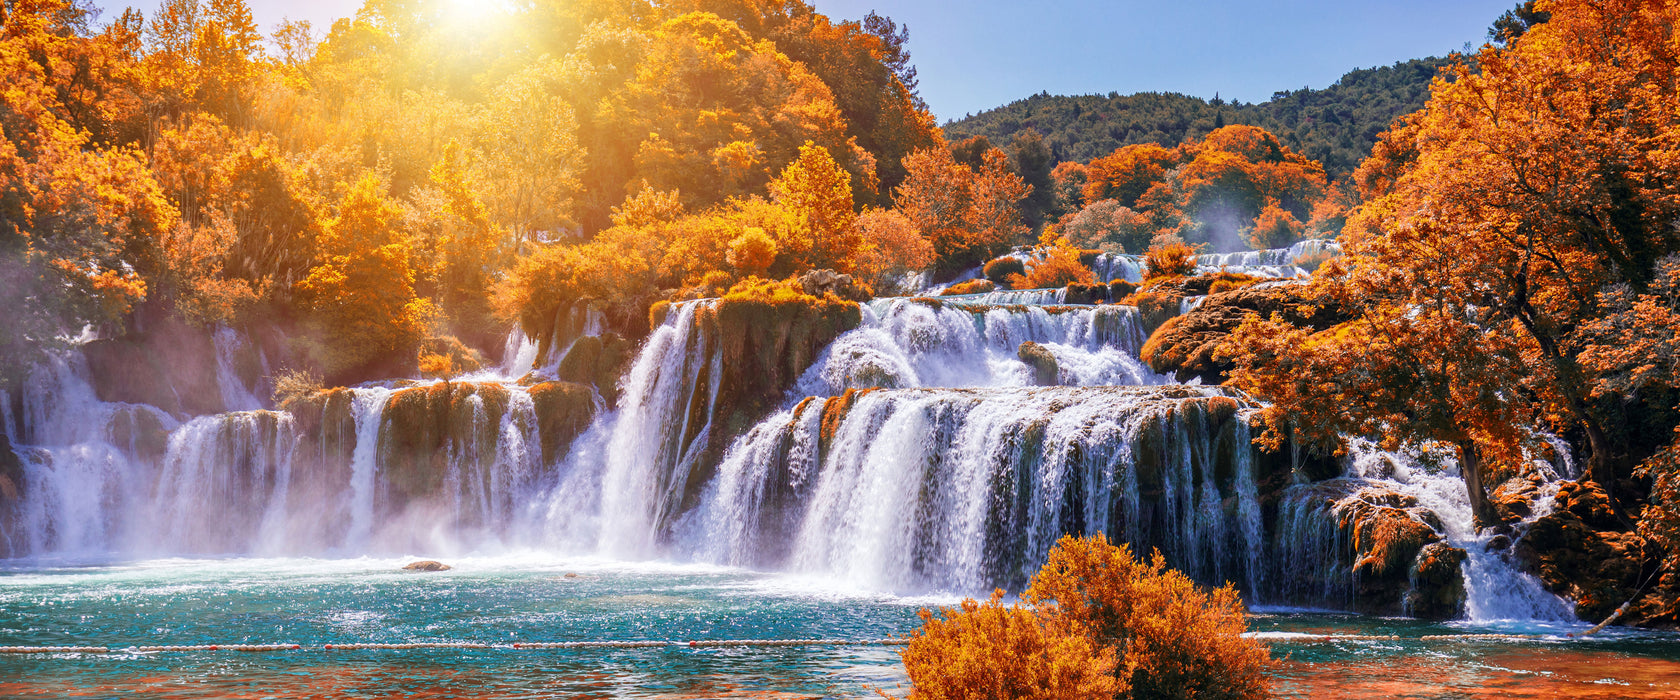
top-left (677, 386), bottom-right (1266, 596)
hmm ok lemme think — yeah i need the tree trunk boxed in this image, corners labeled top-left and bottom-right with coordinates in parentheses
top-left (1458, 440), bottom-right (1499, 529)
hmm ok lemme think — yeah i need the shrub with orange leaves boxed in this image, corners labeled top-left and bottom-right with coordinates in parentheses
top-left (899, 534), bottom-right (1270, 700)
top-left (899, 591), bottom-right (1122, 700)
top-left (1007, 243), bottom-right (1096, 290)
top-left (940, 279), bottom-right (996, 296)
top-left (1244, 198), bottom-right (1303, 250)
top-left (1143, 242), bottom-right (1198, 281)
top-left (727, 228), bottom-right (778, 277)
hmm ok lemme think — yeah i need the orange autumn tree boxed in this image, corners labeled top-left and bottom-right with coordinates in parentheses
top-left (896, 144), bottom-right (1031, 276)
top-left (1223, 0), bottom-right (1680, 514)
top-left (0, 1), bottom-right (172, 379)
top-left (850, 208), bottom-right (933, 293)
top-left (294, 174), bottom-right (436, 380)
top-left (900, 534), bottom-right (1269, 700)
top-left (769, 141), bottom-right (859, 272)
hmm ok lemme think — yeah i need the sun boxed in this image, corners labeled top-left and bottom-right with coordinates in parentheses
top-left (437, 0), bottom-right (504, 34)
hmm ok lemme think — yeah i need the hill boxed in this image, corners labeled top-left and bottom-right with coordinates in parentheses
top-left (943, 57), bottom-right (1455, 181)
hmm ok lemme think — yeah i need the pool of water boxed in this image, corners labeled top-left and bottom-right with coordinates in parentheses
top-left (2, 556), bottom-right (1679, 698)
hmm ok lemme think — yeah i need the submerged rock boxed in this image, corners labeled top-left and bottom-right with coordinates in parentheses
top-left (403, 560), bottom-right (452, 571)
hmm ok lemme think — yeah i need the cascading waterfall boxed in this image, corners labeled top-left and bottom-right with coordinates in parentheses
top-left (793, 298), bottom-right (1163, 395)
top-left (150, 411), bottom-right (296, 555)
top-left (1, 354), bottom-right (172, 557)
top-left (534, 300), bottom-right (722, 558)
top-left (212, 326), bottom-right (266, 412)
top-left (677, 386), bottom-right (1263, 595)
top-left (0, 265), bottom-right (1587, 623)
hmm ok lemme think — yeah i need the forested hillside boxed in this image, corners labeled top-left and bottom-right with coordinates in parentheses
top-left (945, 57), bottom-right (1453, 181)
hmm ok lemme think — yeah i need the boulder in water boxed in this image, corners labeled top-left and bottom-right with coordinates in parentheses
top-left (403, 560), bottom-right (452, 571)
top-left (1405, 542), bottom-right (1467, 619)
top-left (1516, 481), bottom-right (1670, 626)
top-left (1017, 341), bottom-right (1059, 386)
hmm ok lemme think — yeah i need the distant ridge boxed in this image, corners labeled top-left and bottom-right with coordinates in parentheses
top-left (942, 57), bottom-right (1455, 180)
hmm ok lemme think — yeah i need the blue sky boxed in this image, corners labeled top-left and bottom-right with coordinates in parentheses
top-left (96, 0), bottom-right (1517, 123)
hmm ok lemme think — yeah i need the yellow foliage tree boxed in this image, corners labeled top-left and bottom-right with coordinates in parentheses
top-left (294, 174), bottom-right (435, 380)
top-left (770, 141), bottom-right (858, 272)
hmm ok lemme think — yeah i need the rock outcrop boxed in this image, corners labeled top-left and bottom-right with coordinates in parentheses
top-left (1017, 341), bottom-right (1059, 386)
top-left (403, 560), bottom-right (452, 571)
top-left (1271, 480), bottom-right (1465, 618)
top-left (798, 269), bottom-right (872, 302)
top-left (1517, 480), bottom-right (1677, 625)
top-left (1141, 282), bottom-right (1348, 384)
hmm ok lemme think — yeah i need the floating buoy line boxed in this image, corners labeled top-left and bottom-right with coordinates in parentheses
top-left (0, 632), bottom-right (1601, 655)
top-left (0, 639), bottom-right (913, 655)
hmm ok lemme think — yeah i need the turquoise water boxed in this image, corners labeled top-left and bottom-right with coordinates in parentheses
top-left (3, 557), bottom-right (1680, 698)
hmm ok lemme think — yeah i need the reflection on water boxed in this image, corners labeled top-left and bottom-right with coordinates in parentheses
top-left (2, 558), bottom-right (1678, 698)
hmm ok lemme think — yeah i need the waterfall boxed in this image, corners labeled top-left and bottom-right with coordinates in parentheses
top-left (794, 299), bottom-right (1163, 395)
top-left (1089, 253), bottom-right (1145, 283)
top-left (551, 300), bottom-right (721, 557)
top-left (1, 355), bottom-right (174, 557)
top-left (212, 327), bottom-right (265, 412)
top-left (0, 264), bottom-right (1587, 624)
top-left (1340, 441), bottom-right (1575, 622)
top-left (500, 328), bottom-right (539, 379)
top-left (344, 388), bottom-right (393, 550)
top-left (679, 386), bottom-right (1263, 595)
top-left (150, 411), bottom-right (296, 555)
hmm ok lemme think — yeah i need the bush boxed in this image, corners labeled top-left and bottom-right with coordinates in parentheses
top-left (901, 534), bottom-right (1271, 700)
top-left (418, 335), bottom-right (487, 379)
top-left (270, 367), bottom-right (323, 410)
top-left (1143, 242), bottom-right (1198, 281)
top-left (941, 279), bottom-right (996, 296)
top-left (983, 256), bottom-right (1026, 284)
top-left (1007, 244), bottom-right (1097, 289)
top-left (900, 592), bottom-right (1121, 700)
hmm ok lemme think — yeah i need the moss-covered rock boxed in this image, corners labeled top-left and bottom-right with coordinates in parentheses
top-left (1406, 542), bottom-right (1468, 619)
top-left (674, 280), bottom-right (863, 511)
top-left (106, 405), bottom-right (172, 464)
top-left (527, 381), bottom-right (597, 464)
top-left (1272, 480), bottom-right (1461, 617)
top-left (1017, 341), bottom-right (1059, 386)
top-left (1061, 283), bottom-right (1110, 305)
top-left (1139, 282), bottom-right (1349, 384)
top-left (1516, 480), bottom-right (1672, 625)
top-left (0, 433), bottom-right (23, 557)
top-left (378, 381), bottom-right (512, 511)
top-left (555, 334), bottom-right (633, 406)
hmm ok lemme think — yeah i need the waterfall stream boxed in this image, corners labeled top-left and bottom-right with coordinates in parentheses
top-left (0, 283), bottom-right (1577, 621)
